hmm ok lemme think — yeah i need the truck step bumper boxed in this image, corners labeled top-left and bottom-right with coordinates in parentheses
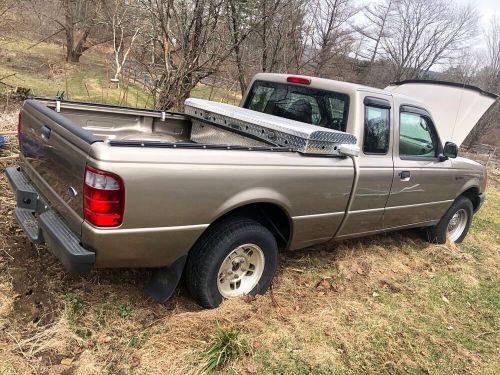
top-left (6, 166), bottom-right (95, 274)
top-left (14, 208), bottom-right (44, 244)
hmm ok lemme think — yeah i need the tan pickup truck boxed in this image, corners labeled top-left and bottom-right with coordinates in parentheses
top-left (6, 74), bottom-right (495, 308)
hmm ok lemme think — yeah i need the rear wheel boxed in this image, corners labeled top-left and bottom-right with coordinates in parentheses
top-left (185, 218), bottom-right (278, 308)
top-left (426, 196), bottom-right (473, 244)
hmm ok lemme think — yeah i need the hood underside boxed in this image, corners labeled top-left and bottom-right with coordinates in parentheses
top-left (385, 80), bottom-right (498, 146)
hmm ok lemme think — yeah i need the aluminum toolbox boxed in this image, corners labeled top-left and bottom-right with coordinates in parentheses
top-left (185, 98), bottom-right (357, 155)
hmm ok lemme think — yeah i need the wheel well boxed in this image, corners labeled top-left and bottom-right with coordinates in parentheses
top-left (211, 203), bottom-right (292, 250)
top-left (460, 187), bottom-right (480, 211)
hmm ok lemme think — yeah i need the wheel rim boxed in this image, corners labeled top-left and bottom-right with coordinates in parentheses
top-left (447, 208), bottom-right (468, 242)
top-left (217, 244), bottom-right (265, 298)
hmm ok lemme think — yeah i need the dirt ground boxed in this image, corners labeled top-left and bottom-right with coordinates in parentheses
top-left (1, 104), bottom-right (499, 374)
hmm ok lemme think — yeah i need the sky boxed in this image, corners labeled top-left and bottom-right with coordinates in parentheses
top-left (457, 0), bottom-right (500, 22)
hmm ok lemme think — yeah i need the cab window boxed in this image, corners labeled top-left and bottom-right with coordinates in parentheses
top-left (399, 112), bottom-right (438, 157)
top-left (363, 105), bottom-right (390, 154)
top-left (244, 80), bottom-right (350, 132)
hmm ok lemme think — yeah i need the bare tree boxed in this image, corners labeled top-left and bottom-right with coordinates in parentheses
top-left (139, 0), bottom-right (230, 110)
top-left (463, 16), bottom-right (500, 148)
top-left (0, 0), bottom-right (15, 42)
top-left (483, 16), bottom-right (500, 93)
top-left (103, 0), bottom-right (141, 81)
top-left (226, 0), bottom-right (247, 94)
top-left (383, 0), bottom-right (479, 81)
top-left (60, 0), bottom-right (110, 63)
top-left (308, 0), bottom-right (357, 77)
top-left (354, 0), bottom-right (395, 63)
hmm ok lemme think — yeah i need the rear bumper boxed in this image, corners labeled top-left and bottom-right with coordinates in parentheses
top-left (5, 166), bottom-right (95, 274)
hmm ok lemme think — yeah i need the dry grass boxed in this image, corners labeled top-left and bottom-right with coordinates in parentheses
top-left (0, 107), bottom-right (499, 374)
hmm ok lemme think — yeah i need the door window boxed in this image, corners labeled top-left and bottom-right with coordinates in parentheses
top-left (399, 112), bottom-right (438, 157)
top-left (363, 106), bottom-right (390, 154)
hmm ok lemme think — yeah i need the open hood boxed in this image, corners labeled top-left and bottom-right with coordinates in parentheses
top-left (385, 80), bottom-right (498, 146)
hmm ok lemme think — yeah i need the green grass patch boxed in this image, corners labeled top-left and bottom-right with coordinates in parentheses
top-left (200, 325), bottom-right (252, 374)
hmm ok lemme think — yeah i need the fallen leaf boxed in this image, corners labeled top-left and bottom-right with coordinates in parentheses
top-left (75, 346), bottom-right (84, 354)
top-left (98, 335), bottom-right (112, 344)
top-left (60, 358), bottom-right (74, 366)
top-left (316, 279), bottom-right (332, 290)
top-left (333, 284), bottom-right (345, 293)
top-left (131, 356), bottom-right (141, 367)
top-left (246, 365), bottom-right (257, 374)
top-left (242, 295), bottom-right (256, 303)
top-left (372, 292), bottom-right (380, 297)
top-left (442, 296), bottom-right (450, 304)
top-left (253, 341), bottom-right (262, 350)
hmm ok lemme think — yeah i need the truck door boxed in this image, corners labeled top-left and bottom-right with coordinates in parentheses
top-left (336, 96), bottom-right (394, 238)
top-left (384, 105), bottom-right (455, 228)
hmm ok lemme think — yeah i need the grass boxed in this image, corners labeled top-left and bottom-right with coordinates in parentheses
top-left (0, 97), bottom-right (499, 373)
top-left (200, 326), bottom-right (252, 373)
top-left (0, 166), bottom-right (497, 375)
top-left (0, 39), bottom-right (241, 108)
top-left (63, 292), bottom-right (85, 318)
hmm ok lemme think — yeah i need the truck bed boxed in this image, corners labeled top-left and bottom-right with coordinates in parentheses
top-left (38, 99), bottom-right (193, 143)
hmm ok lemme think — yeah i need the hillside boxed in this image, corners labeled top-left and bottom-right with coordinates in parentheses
top-left (0, 39), bottom-right (240, 108)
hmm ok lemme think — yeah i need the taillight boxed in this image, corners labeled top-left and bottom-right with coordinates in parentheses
top-left (84, 165), bottom-right (124, 227)
top-left (287, 76), bottom-right (311, 85)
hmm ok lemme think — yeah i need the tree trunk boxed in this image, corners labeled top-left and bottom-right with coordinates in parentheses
top-left (66, 50), bottom-right (82, 63)
top-left (62, 0), bottom-right (90, 63)
top-left (228, 0), bottom-right (247, 94)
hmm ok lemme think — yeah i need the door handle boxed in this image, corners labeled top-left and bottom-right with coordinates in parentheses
top-left (41, 125), bottom-right (51, 140)
top-left (399, 171), bottom-right (411, 181)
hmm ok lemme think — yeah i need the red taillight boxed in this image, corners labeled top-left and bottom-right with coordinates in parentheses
top-left (18, 112), bottom-right (22, 148)
top-left (84, 165), bottom-right (124, 227)
top-left (287, 76), bottom-right (311, 85)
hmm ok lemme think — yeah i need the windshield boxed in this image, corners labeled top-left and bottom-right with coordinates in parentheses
top-left (243, 80), bottom-right (350, 132)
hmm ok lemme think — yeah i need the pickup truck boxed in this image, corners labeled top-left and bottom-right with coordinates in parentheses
top-left (6, 74), bottom-right (495, 308)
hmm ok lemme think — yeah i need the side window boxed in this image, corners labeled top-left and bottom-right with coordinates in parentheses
top-left (363, 105), bottom-right (390, 154)
top-left (399, 112), bottom-right (438, 157)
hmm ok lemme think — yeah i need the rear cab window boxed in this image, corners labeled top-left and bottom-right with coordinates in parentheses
top-left (243, 80), bottom-right (350, 132)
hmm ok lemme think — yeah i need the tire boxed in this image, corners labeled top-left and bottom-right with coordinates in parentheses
top-left (426, 196), bottom-right (473, 244)
top-left (185, 217), bottom-right (278, 308)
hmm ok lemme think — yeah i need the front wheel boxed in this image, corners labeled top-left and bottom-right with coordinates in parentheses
top-left (185, 218), bottom-right (278, 308)
top-left (426, 196), bottom-right (473, 244)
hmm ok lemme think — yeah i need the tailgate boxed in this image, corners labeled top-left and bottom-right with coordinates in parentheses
top-left (19, 100), bottom-right (99, 236)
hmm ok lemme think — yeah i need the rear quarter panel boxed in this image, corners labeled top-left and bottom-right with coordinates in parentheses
top-left (83, 144), bottom-right (354, 267)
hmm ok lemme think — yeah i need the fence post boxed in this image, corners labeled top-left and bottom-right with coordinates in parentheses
top-left (486, 146), bottom-right (497, 167)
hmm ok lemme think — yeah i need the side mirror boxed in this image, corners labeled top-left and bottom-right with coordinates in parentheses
top-left (443, 141), bottom-right (458, 159)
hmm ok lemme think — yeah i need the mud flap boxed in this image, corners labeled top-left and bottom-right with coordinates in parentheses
top-left (144, 255), bottom-right (187, 303)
